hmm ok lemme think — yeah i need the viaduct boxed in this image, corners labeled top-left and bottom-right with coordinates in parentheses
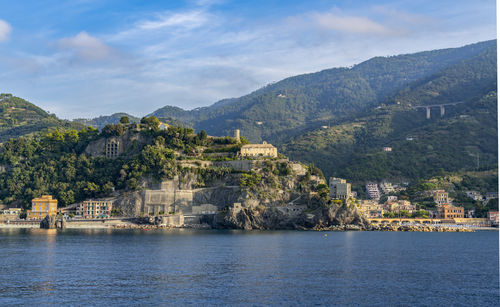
top-left (412, 101), bottom-right (464, 119)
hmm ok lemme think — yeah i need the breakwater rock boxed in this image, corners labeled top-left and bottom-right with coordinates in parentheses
top-left (40, 215), bottom-right (66, 229)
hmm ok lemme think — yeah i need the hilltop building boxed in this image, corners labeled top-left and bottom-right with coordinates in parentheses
top-left (27, 195), bottom-right (58, 220)
top-left (77, 199), bottom-right (113, 219)
top-left (329, 178), bottom-right (351, 200)
top-left (234, 129), bottom-right (240, 143)
top-left (105, 139), bottom-right (120, 158)
top-left (240, 141), bottom-right (278, 158)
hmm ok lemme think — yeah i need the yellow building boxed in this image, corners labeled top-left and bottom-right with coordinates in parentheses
top-left (27, 195), bottom-right (58, 220)
top-left (240, 142), bottom-right (278, 158)
top-left (433, 190), bottom-right (449, 205)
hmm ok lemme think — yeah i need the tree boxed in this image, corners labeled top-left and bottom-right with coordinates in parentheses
top-left (120, 116), bottom-right (130, 124)
top-left (102, 124), bottom-right (125, 137)
top-left (141, 116), bottom-right (160, 130)
top-left (198, 130), bottom-right (207, 140)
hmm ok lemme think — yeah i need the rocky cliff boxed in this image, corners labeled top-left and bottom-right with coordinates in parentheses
top-left (112, 159), bottom-right (368, 230)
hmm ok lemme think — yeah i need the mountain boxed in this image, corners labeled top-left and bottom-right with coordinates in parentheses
top-left (73, 113), bottom-right (140, 130)
top-left (0, 93), bottom-right (84, 142)
top-left (146, 40), bottom-right (497, 184)
top-left (282, 44), bottom-right (497, 184)
top-left (73, 111), bottom-right (188, 130)
top-left (148, 40), bottom-right (496, 142)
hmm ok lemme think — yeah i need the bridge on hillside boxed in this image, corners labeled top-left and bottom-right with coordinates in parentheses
top-left (412, 101), bottom-right (464, 119)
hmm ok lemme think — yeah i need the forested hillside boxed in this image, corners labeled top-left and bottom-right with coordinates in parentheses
top-left (0, 94), bottom-right (84, 142)
top-left (73, 113), bottom-right (140, 130)
top-left (2, 40), bottom-right (496, 189)
top-left (149, 40), bottom-right (496, 142)
top-left (145, 40), bottom-right (497, 184)
top-left (282, 44), bottom-right (497, 184)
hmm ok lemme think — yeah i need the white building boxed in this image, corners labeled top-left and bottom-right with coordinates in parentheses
top-left (365, 183), bottom-right (381, 201)
top-left (329, 178), bottom-right (351, 200)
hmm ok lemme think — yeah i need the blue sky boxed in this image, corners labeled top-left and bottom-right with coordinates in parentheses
top-left (0, 0), bottom-right (496, 119)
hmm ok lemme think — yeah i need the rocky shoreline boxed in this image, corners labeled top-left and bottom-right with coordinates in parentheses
top-left (108, 223), bottom-right (480, 232)
top-left (313, 224), bottom-right (477, 232)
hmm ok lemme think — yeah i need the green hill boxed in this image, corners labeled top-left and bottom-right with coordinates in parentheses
top-left (282, 45), bottom-right (497, 183)
top-left (0, 94), bottom-right (84, 142)
top-left (73, 113), bottom-right (140, 130)
top-left (147, 40), bottom-right (497, 184)
top-left (149, 40), bottom-right (496, 142)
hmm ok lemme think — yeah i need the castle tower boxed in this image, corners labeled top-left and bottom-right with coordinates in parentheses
top-left (234, 129), bottom-right (240, 142)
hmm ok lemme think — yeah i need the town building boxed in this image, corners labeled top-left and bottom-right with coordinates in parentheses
top-left (77, 200), bottom-right (113, 219)
top-left (27, 195), bottom-right (58, 220)
top-left (433, 190), bottom-right (449, 205)
top-left (387, 196), bottom-right (398, 202)
top-left (359, 200), bottom-right (384, 218)
top-left (365, 183), bottom-right (380, 201)
top-left (487, 211), bottom-right (498, 226)
top-left (0, 208), bottom-right (21, 221)
top-left (192, 204), bottom-right (218, 215)
top-left (329, 178), bottom-right (351, 200)
top-left (466, 209), bottom-right (476, 218)
top-left (465, 191), bottom-right (483, 201)
top-left (240, 142), bottom-right (278, 158)
top-left (383, 147), bottom-right (392, 152)
top-left (437, 204), bottom-right (464, 219)
top-left (379, 182), bottom-right (395, 194)
top-left (484, 192), bottom-right (499, 203)
top-left (386, 200), bottom-right (415, 213)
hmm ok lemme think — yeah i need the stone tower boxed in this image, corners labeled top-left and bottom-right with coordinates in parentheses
top-left (234, 129), bottom-right (240, 143)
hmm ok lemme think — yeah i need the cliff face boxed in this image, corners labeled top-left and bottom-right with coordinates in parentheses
top-left (112, 159), bottom-right (368, 230)
top-left (214, 202), bottom-right (368, 230)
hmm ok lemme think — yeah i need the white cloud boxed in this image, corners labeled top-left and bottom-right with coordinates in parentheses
top-left (1, 3), bottom-right (495, 120)
top-left (313, 12), bottom-right (397, 36)
top-left (59, 31), bottom-right (112, 61)
top-left (138, 10), bottom-right (208, 30)
top-left (0, 19), bottom-right (12, 42)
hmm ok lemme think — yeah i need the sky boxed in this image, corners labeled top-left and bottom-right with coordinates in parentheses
top-left (0, 0), bottom-right (496, 119)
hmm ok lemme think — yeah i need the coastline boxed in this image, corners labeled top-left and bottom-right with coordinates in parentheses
top-left (1, 221), bottom-right (497, 232)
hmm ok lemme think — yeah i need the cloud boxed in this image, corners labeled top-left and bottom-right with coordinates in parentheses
top-left (137, 10), bottom-right (209, 31)
top-left (313, 12), bottom-right (397, 36)
top-left (59, 31), bottom-right (112, 61)
top-left (0, 19), bottom-right (12, 42)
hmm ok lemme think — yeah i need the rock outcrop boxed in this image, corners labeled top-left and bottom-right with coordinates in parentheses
top-left (40, 215), bottom-right (66, 229)
top-left (112, 159), bottom-right (367, 230)
top-left (214, 202), bottom-right (369, 230)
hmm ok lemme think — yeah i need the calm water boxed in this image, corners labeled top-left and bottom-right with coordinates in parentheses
top-left (0, 229), bottom-right (498, 306)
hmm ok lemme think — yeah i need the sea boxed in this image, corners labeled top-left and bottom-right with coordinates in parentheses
top-left (0, 228), bottom-right (498, 306)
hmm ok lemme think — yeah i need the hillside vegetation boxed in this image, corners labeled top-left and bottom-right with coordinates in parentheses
top-left (0, 94), bottom-right (84, 142)
top-left (149, 40), bottom-right (495, 143)
top-left (282, 45), bottom-right (497, 183)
